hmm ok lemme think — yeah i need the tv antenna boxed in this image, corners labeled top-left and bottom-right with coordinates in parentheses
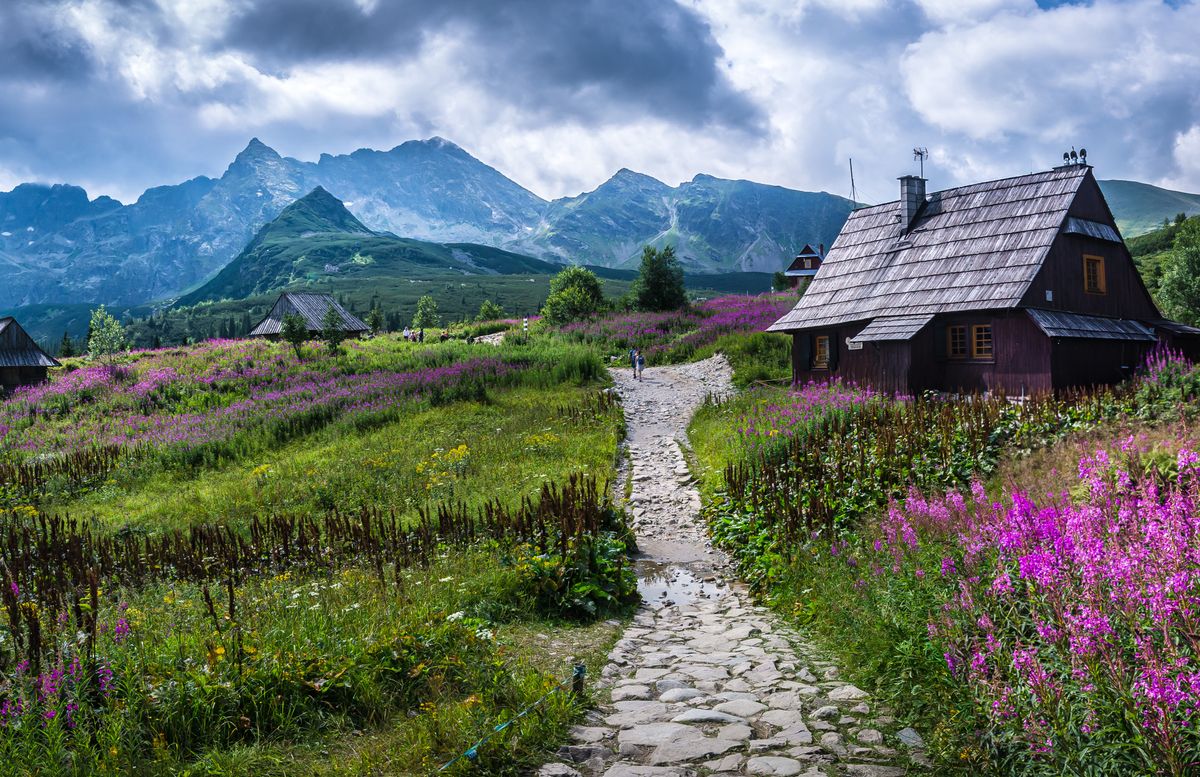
top-left (849, 157), bottom-right (858, 210)
top-left (913, 147), bottom-right (929, 178)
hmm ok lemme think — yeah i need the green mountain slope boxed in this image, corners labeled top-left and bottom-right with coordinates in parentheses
top-left (1099, 179), bottom-right (1200, 237)
top-left (178, 187), bottom-right (561, 305)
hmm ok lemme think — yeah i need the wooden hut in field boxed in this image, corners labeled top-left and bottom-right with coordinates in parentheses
top-left (248, 292), bottom-right (368, 339)
top-left (0, 317), bottom-right (59, 392)
top-left (782, 244), bottom-right (823, 288)
top-left (769, 162), bottom-right (1200, 394)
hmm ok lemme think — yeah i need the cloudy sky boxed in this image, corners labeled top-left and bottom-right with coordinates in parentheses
top-left (1, 0), bottom-right (1198, 205)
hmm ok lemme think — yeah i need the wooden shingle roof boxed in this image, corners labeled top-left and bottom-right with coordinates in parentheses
top-left (769, 166), bottom-right (1092, 332)
top-left (248, 293), bottom-right (369, 337)
top-left (0, 317), bottom-right (60, 368)
top-left (1026, 309), bottom-right (1156, 341)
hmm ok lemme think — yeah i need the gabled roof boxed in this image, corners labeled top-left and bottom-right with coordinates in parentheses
top-left (770, 166), bottom-right (1092, 332)
top-left (248, 292), bottom-right (369, 337)
top-left (0, 317), bottom-right (60, 368)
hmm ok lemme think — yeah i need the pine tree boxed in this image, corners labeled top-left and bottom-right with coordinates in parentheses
top-left (281, 313), bottom-right (308, 359)
top-left (58, 331), bottom-right (76, 358)
top-left (367, 305), bottom-right (384, 337)
top-left (321, 305), bottom-right (347, 354)
top-left (632, 245), bottom-right (686, 311)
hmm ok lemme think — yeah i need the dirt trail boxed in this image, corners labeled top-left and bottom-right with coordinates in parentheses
top-left (539, 356), bottom-right (927, 777)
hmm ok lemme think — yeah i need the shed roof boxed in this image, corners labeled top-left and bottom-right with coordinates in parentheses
top-left (1026, 308), bottom-right (1156, 341)
top-left (248, 293), bottom-right (369, 337)
top-left (848, 314), bottom-right (934, 343)
top-left (0, 317), bottom-right (60, 368)
top-left (769, 166), bottom-right (1092, 332)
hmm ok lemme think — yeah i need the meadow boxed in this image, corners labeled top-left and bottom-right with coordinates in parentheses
top-left (687, 348), bottom-right (1200, 773)
top-left (551, 292), bottom-right (798, 385)
top-left (0, 334), bottom-right (634, 775)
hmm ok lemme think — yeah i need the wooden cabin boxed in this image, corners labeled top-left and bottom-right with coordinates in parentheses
top-left (783, 244), bottom-right (823, 288)
top-left (769, 164), bottom-right (1200, 395)
top-left (0, 317), bottom-right (59, 393)
top-left (248, 292), bottom-right (369, 339)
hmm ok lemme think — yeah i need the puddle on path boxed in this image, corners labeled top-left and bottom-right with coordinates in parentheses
top-left (634, 558), bottom-right (725, 607)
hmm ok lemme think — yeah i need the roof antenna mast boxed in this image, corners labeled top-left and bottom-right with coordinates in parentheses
top-left (913, 147), bottom-right (929, 178)
top-left (849, 157), bottom-right (858, 210)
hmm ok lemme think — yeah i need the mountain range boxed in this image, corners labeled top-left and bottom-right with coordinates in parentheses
top-left (0, 137), bottom-right (854, 309)
top-left (1, 136), bottom-right (1197, 311)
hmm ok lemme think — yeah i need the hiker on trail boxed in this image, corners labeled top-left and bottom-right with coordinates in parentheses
top-left (629, 348), bottom-right (637, 373)
top-left (402, 326), bottom-right (411, 341)
top-left (636, 350), bottom-right (646, 380)
top-left (418, 329), bottom-right (425, 343)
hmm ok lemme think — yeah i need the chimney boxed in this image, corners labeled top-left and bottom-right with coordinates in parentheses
top-left (898, 175), bottom-right (926, 233)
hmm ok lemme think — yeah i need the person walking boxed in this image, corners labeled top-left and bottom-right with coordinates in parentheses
top-left (629, 347), bottom-right (637, 375)
top-left (635, 349), bottom-right (645, 381)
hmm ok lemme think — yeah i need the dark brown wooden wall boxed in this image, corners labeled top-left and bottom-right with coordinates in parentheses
top-left (918, 311), bottom-right (1052, 395)
top-left (1022, 233), bottom-right (1159, 319)
top-left (1050, 340), bottom-right (1149, 389)
top-left (0, 366), bottom-right (47, 391)
top-left (1022, 173), bottom-right (1159, 319)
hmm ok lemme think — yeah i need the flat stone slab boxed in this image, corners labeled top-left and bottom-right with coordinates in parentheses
top-left (713, 699), bottom-right (767, 718)
top-left (617, 723), bottom-right (703, 747)
top-left (647, 738), bottom-right (740, 764)
top-left (659, 688), bottom-right (706, 703)
top-left (827, 685), bottom-right (870, 701)
top-left (602, 766), bottom-right (692, 777)
top-left (670, 708), bottom-right (744, 724)
top-left (745, 756), bottom-right (805, 775)
top-left (897, 727), bottom-right (925, 748)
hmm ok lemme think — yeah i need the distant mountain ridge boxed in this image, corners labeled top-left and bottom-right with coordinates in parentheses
top-left (0, 137), bottom-right (853, 309)
top-left (1, 138), bottom-right (1196, 310)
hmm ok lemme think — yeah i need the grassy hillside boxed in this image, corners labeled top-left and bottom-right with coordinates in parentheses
top-left (1127, 213), bottom-right (1200, 303)
top-left (1100, 179), bottom-right (1200, 237)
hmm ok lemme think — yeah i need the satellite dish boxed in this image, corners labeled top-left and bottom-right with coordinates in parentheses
top-left (1070, 148), bottom-right (1078, 162)
top-left (1063, 152), bottom-right (1071, 163)
top-left (1080, 148), bottom-right (1088, 162)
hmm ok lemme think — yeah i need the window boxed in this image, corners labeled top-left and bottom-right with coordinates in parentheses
top-left (947, 325), bottom-right (968, 359)
top-left (1083, 254), bottom-right (1107, 294)
top-left (813, 335), bottom-right (830, 369)
top-left (972, 325), bottom-right (994, 360)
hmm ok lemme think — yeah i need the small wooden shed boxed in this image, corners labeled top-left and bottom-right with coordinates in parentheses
top-left (248, 292), bottom-right (369, 339)
top-left (0, 317), bottom-right (59, 392)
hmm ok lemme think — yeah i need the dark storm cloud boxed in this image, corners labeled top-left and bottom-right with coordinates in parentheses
top-left (0, 0), bottom-right (94, 81)
top-left (221, 0), bottom-right (766, 132)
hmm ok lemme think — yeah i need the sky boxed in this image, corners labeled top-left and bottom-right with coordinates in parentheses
top-left (0, 0), bottom-right (1198, 206)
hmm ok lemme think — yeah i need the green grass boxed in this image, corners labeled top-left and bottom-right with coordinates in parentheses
top-left (1, 336), bottom-right (635, 775)
top-left (57, 384), bottom-right (622, 533)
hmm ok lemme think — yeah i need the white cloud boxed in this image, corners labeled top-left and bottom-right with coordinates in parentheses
top-left (1164, 125), bottom-right (1200, 192)
top-left (6, 0), bottom-right (1200, 208)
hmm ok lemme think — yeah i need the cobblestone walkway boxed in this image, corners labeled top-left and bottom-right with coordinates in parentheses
top-left (538, 357), bottom-right (929, 777)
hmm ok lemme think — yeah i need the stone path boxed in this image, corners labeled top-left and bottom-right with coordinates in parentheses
top-left (538, 356), bottom-right (929, 777)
